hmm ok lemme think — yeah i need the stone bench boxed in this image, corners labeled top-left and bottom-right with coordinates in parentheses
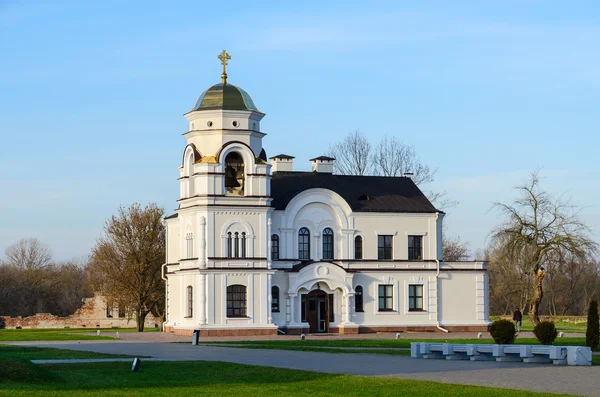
top-left (410, 342), bottom-right (591, 366)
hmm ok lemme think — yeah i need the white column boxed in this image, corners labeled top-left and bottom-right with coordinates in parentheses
top-left (198, 273), bottom-right (207, 325)
top-left (290, 295), bottom-right (296, 324)
top-left (248, 274), bottom-right (255, 323)
top-left (267, 218), bottom-right (272, 268)
top-left (286, 295), bottom-right (291, 324)
top-left (345, 294), bottom-right (352, 323)
top-left (314, 235), bottom-right (320, 261)
top-left (198, 215), bottom-right (206, 269)
top-left (267, 274), bottom-right (272, 324)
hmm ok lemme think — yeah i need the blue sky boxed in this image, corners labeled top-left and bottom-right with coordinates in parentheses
top-left (1, 1), bottom-right (599, 260)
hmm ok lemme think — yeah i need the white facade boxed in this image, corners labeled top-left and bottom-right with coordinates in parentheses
top-left (163, 74), bottom-right (489, 336)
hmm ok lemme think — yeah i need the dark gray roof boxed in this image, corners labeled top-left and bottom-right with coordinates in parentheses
top-left (270, 154), bottom-right (295, 160)
top-left (271, 172), bottom-right (440, 213)
top-left (164, 213), bottom-right (179, 220)
top-left (310, 156), bottom-right (335, 161)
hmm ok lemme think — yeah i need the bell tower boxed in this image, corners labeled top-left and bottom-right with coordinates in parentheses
top-left (164, 51), bottom-right (277, 336)
top-left (178, 50), bottom-right (270, 204)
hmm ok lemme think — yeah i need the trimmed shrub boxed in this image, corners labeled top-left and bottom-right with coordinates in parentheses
top-left (533, 321), bottom-right (557, 345)
top-left (489, 319), bottom-right (516, 344)
top-left (586, 300), bottom-right (599, 351)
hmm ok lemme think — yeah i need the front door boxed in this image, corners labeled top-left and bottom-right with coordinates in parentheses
top-left (306, 290), bottom-right (329, 333)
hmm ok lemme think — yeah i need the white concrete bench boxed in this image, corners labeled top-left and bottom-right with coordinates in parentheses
top-left (410, 342), bottom-right (591, 366)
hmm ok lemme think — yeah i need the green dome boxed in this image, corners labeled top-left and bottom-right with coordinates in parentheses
top-left (191, 83), bottom-right (259, 112)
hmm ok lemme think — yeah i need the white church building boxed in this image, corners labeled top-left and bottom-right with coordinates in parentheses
top-left (162, 51), bottom-right (490, 336)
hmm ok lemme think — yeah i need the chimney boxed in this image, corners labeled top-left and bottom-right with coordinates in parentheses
top-left (270, 154), bottom-right (295, 173)
top-left (310, 156), bottom-right (335, 173)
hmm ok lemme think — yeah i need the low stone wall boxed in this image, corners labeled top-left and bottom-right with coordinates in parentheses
top-left (0, 295), bottom-right (160, 329)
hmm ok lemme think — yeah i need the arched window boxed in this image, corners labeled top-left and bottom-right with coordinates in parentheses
top-left (354, 236), bottom-right (363, 260)
top-left (186, 232), bottom-right (194, 258)
top-left (224, 152), bottom-right (245, 196)
top-left (355, 285), bottom-right (363, 312)
top-left (187, 286), bottom-right (193, 317)
top-left (271, 286), bottom-right (280, 312)
top-left (322, 228), bottom-right (334, 260)
top-left (234, 232), bottom-right (239, 258)
top-left (241, 232), bottom-right (246, 258)
top-left (226, 285), bottom-right (247, 317)
top-left (271, 234), bottom-right (279, 260)
top-left (227, 232), bottom-right (232, 258)
top-left (298, 227), bottom-right (310, 260)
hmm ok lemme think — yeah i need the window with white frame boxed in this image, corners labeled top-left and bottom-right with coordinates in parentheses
top-left (226, 229), bottom-right (249, 259)
top-left (241, 232), bottom-right (247, 258)
top-left (378, 284), bottom-right (393, 311)
top-left (408, 235), bottom-right (423, 260)
top-left (408, 284), bottom-right (424, 311)
top-left (298, 227), bottom-right (310, 260)
top-left (322, 228), bottom-right (334, 260)
top-left (271, 286), bottom-right (280, 312)
top-left (271, 234), bottom-right (279, 260)
top-left (378, 235), bottom-right (393, 260)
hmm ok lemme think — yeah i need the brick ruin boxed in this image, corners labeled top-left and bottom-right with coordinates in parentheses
top-left (0, 294), bottom-right (160, 329)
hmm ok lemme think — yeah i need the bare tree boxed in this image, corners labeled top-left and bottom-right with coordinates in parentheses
top-left (492, 171), bottom-right (598, 324)
top-left (5, 238), bottom-right (52, 271)
top-left (88, 203), bottom-right (165, 331)
top-left (373, 135), bottom-right (435, 183)
top-left (327, 130), bottom-right (373, 175)
top-left (443, 236), bottom-right (471, 261)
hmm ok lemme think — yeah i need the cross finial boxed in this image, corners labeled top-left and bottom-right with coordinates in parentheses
top-left (218, 50), bottom-right (231, 84)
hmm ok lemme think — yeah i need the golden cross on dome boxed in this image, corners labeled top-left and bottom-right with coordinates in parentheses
top-left (218, 50), bottom-right (231, 84)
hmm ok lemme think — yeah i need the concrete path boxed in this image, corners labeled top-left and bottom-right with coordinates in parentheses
top-left (28, 341), bottom-right (599, 396)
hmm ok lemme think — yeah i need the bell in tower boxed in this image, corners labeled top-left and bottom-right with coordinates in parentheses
top-left (225, 152), bottom-right (245, 196)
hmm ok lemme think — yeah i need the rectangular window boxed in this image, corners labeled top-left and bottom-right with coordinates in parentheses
top-left (226, 285), bottom-right (247, 317)
top-left (408, 235), bottom-right (423, 260)
top-left (377, 235), bottom-right (393, 260)
top-left (378, 284), bottom-right (393, 311)
top-left (409, 284), bottom-right (424, 311)
top-left (271, 286), bottom-right (279, 312)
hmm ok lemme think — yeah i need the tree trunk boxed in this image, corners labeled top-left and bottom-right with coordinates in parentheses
top-left (136, 309), bottom-right (147, 332)
top-left (529, 268), bottom-right (546, 325)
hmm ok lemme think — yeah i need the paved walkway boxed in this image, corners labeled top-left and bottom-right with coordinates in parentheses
top-left (24, 339), bottom-right (599, 396)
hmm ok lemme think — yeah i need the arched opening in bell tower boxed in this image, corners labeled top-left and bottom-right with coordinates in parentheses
top-left (224, 152), bottom-right (245, 196)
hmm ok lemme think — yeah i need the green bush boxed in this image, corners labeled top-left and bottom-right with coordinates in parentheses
top-left (489, 319), bottom-right (516, 344)
top-left (533, 321), bottom-right (557, 345)
top-left (586, 300), bottom-right (599, 351)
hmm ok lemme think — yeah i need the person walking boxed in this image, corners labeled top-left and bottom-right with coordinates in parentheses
top-left (513, 308), bottom-right (523, 332)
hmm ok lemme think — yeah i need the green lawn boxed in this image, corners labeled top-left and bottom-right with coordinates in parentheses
top-left (0, 345), bottom-right (136, 361)
top-left (0, 359), bottom-right (577, 396)
top-left (490, 316), bottom-right (587, 333)
top-left (205, 336), bottom-right (591, 349)
top-left (0, 327), bottom-right (158, 341)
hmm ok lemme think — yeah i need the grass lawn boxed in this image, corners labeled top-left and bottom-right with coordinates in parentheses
top-left (490, 316), bottom-right (587, 333)
top-left (204, 336), bottom-right (591, 349)
top-left (0, 327), bottom-right (158, 341)
top-left (0, 345), bottom-right (137, 361)
top-left (0, 345), bottom-right (139, 386)
top-left (0, 359), bottom-right (577, 396)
